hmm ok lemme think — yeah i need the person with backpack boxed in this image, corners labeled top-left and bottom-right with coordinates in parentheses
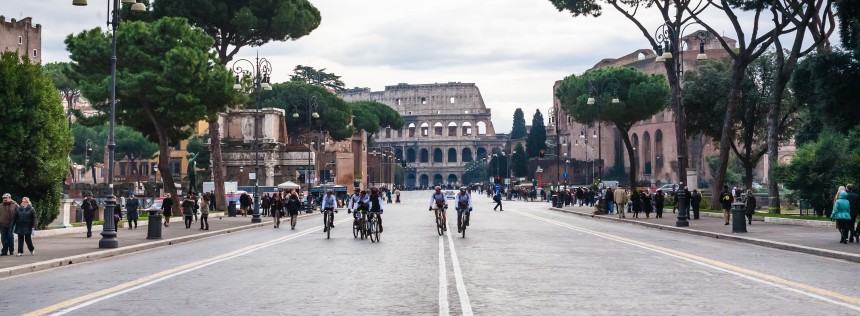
top-left (493, 189), bottom-right (503, 211)
top-left (720, 185), bottom-right (734, 225)
top-left (368, 187), bottom-right (385, 233)
top-left (455, 187), bottom-right (473, 233)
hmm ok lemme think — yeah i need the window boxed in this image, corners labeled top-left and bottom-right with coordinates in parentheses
top-left (396, 98), bottom-right (401, 105)
top-left (18, 36), bottom-right (22, 45)
top-left (32, 49), bottom-right (37, 58)
top-left (421, 97), bottom-right (427, 104)
top-left (450, 97), bottom-right (455, 104)
top-left (464, 110), bottom-right (469, 114)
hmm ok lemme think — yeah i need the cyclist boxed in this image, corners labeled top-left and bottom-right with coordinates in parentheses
top-left (348, 189), bottom-right (369, 226)
top-left (321, 190), bottom-right (338, 232)
top-left (429, 186), bottom-right (448, 227)
top-left (455, 186), bottom-right (473, 233)
top-left (368, 187), bottom-right (385, 232)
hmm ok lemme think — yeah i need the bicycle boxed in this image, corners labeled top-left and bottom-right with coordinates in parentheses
top-left (351, 209), bottom-right (367, 240)
top-left (457, 207), bottom-right (470, 238)
top-left (367, 211), bottom-right (382, 243)
top-left (323, 208), bottom-right (335, 239)
top-left (433, 204), bottom-right (447, 236)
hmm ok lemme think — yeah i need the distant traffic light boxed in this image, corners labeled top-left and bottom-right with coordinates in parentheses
top-left (495, 177), bottom-right (501, 184)
top-left (539, 150), bottom-right (545, 158)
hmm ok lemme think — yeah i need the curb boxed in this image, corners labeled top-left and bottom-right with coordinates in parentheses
top-left (0, 213), bottom-right (318, 279)
top-left (549, 207), bottom-right (860, 264)
top-left (36, 213), bottom-right (228, 238)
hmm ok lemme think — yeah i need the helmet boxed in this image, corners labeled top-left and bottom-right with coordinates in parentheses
top-left (460, 186), bottom-right (467, 191)
top-left (370, 187), bottom-right (379, 193)
top-left (435, 186), bottom-right (442, 191)
top-left (354, 188), bottom-right (360, 192)
top-left (326, 189), bottom-right (333, 194)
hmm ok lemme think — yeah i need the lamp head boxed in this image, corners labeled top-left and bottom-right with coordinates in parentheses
top-left (312, 112), bottom-right (320, 119)
top-left (73, 0), bottom-right (87, 6)
top-left (130, 1), bottom-right (147, 12)
top-left (586, 97), bottom-right (595, 105)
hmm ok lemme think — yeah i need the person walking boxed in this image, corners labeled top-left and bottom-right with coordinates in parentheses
top-left (720, 185), bottom-right (734, 225)
top-left (271, 194), bottom-right (282, 229)
top-left (831, 190), bottom-right (853, 244)
top-left (261, 193), bottom-right (271, 217)
top-left (162, 193), bottom-right (174, 227)
top-left (192, 193), bottom-right (199, 222)
top-left (744, 189), bottom-right (757, 225)
top-left (846, 184), bottom-right (859, 243)
top-left (654, 190), bottom-right (665, 218)
top-left (126, 192), bottom-right (140, 229)
top-left (631, 190), bottom-right (643, 218)
top-left (642, 192), bottom-right (653, 219)
top-left (395, 189), bottom-right (401, 203)
top-left (239, 192), bottom-right (251, 217)
top-left (1, 193), bottom-right (18, 255)
top-left (182, 194), bottom-right (196, 229)
top-left (13, 197), bottom-right (36, 256)
top-left (81, 192), bottom-right (98, 238)
top-left (613, 188), bottom-right (628, 219)
top-left (690, 190), bottom-right (702, 220)
top-left (493, 189), bottom-right (503, 211)
top-left (200, 193), bottom-right (210, 230)
top-left (112, 195), bottom-right (122, 233)
top-left (287, 190), bottom-right (302, 230)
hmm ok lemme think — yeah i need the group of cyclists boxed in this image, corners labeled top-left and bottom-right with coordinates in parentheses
top-left (316, 185), bottom-right (476, 237)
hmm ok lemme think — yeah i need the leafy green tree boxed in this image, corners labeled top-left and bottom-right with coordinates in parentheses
top-left (0, 52), bottom-right (73, 229)
top-left (350, 101), bottom-right (405, 136)
top-left (837, 0), bottom-right (860, 54)
top-left (66, 17), bottom-right (234, 204)
top-left (70, 123), bottom-right (157, 171)
top-left (42, 62), bottom-right (79, 127)
top-left (778, 129), bottom-right (849, 214)
top-left (154, 0), bottom-right (322, 211)
top-left (291, 65), bottom-right (346, 91)
top-left (790, 50), bottom-right (860, 143)
top-left (463, 160), bottom-right (488, 185)
top-left (511, 108), bottom-right (527, 139)
top-left (487, 148), bottom-right (509, 180)
top-left (511, 143), bottom-right (528, 178)
top-left (556, 67), bottom-right (668, 190)
top-left (526, 110), bottom-right (547, 158)
top-left (684, 55), bottom-right (797, 190)
top-left (259, 81), bottom-right (354, 140)
top-left (186, 135), bottom-right (211, 170)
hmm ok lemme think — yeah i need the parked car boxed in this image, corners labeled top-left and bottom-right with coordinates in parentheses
top-left (446, 190), bottom-right (455, 199)
top-left (658, 184), bottom-right (680, 192)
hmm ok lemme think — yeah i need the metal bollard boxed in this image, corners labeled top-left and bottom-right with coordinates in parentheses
top-left (146, 209), bottom-right (162, 240)
top-left (731, 201), bottom-right (747, 233)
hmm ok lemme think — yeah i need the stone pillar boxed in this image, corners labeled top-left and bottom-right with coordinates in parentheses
top-left (51, 199), bottom-right (74, 228)
top-left (265, 162), bottom-right (276, 187)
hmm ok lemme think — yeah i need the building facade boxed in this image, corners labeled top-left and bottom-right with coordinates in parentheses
top-left (0, 16), bottom-right (41, 63)
top-left (340, 82), bottom-right (507, 188)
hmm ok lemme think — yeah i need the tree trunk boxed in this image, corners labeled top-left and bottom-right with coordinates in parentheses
top-left (712, 65), bottom-right (747, 209)
top-left (616, 124), bottom-right (637, 191)
top-left (768, 52), bottom-right (790, 215)
top-left (141, 101), bottom-right (179, 212)
top-left (209, 118), bottom-right (228, 211)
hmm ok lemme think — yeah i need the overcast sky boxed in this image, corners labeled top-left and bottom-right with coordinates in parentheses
top-left (1, 0), bottom-right (834, 133)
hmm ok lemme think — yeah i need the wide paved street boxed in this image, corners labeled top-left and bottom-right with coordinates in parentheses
top-left (2, 190), bottom-right (859, 315)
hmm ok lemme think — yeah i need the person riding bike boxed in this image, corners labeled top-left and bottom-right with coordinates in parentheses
top-left (367, 187), bottom-right (385, 232)
top-left (348, 189), bottom-right (369, 226)
top-left (455, 186), bottom-right (473, 233)
top-left (429, 186), bottom-right (448, 226)
top-left (321, 190), bottom-right (338, 232)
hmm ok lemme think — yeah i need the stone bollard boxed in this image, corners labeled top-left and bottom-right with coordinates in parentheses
top-left (147, 209), bottom-right (162, 240)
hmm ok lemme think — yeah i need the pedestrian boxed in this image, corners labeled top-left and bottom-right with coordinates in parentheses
top-left (720, 185), bottom-right (734, 225)
top-left (182, 194), bottom-right (195, 229)
top-left (744, 189), bottom-right (757, 225)
top-left (272, 194), bottom-right (282, 229)
top-left (613, 188), bottom-right (628, 219)
top-left (849, 185), bottom-right (860, 243)
top-left (386, 189), bottom-right (392, 204)
top-left (642, 192), bottom-right (653, 218)
top-left (239, 192), bottom-right (251, 217)
top-left (112, 195), bottom-right (122, 232)
top-left (493, 190), bottom-right (503, 211)
top-left (162, 193), bottom-right (174, 227)
top-left (192, 193), bottom-right (199, 222)
top-left (631, 190), bottom-right (642, 218)
top-left (831, 190), bottom-right (853, 244)
top-left (261, 193), bottom-right (271, 217)
top-left (126, 192), bottom-right (140, 229)
top-left (81, 192), bottom-right (98, 238)
top-left (200, 193), bottom-right (210, 230)
top-left (654, 190), bottom-right (665, 218)
top-left (395, 189), bottom-right (401, 203)
top-left (287, 190), bottom-right (302, 230)
top-left (690, 190), bottom-right (702, 220)
top-left (209, 191), bottom-right (216, 211)
top-left (1, 193), bottom-right (18, 255)
top-left (12, 197), bottom-right (36, 256)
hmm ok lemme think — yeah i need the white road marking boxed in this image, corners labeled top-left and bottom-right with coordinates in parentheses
top-left (512, 209), bottom-right (860, 313)
top-left (445, 223), bottom-right (473, 316)
top-left (439, 235), bottom-right (450, 316)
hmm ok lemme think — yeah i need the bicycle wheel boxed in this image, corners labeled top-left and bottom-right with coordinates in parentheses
top-left (369, 219), bottom-right (378, 243)
top-left (374, 218), bottom-right (381, 242)
top-left (360, 216), bottom-right (367, 240)
top-left (436, 211), bottom-right (444, 236)
top-left (326, 212), bottom-right (331, 240)
top-left (461, 212), bottom-right (467, 238)
top-left (352, 217), bottom-right (359, 238)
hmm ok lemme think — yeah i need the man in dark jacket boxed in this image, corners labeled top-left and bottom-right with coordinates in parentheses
top-left (1, 193), bottom-right (18, 255)
top-left (126, 192), bottom-right (140, 229)
top-left (690, 190), bottom-right (702, 220)
top-left (81, 192), bottom-right (99, 238)
top-left (846, 184), bottom-right (859, 243)
top-left (239, 192), bottom-right (251, 217)
top-left (720, 185), bottom-right (734, 225)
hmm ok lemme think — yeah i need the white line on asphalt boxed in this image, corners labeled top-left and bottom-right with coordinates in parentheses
top-left (439, 235), bottom-right (450, 316)
top-left (445, 224), bottom-right (473, 316)
top-left (511, 210), bottom-right (860, 313)
top-left (32, 218), bottom-right (352, 316)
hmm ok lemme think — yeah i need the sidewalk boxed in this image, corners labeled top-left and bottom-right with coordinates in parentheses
top-left (544, 203), bottom-right (860, 263)
top-left (0, 213), bottom-right (317, 278)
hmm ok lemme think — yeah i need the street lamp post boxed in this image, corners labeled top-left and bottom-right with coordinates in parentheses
top-left (293, 96), bottom-right (320, 192)
top-left (74, 0), bottom-right (147, 249)
top-left (231, 53), bottom-right (273, 224)
top-left (654, 22), bottom-right (709, 228)
top-left (586, 78), bottom-right (620, 182)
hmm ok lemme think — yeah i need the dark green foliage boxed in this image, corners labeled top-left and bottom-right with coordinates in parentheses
top-left (186, 135), bottom-right (211, 170)
top-left (154, 0), bottom-right (321, 64)
top-left (0, 52), bottom-right (73, 228)
top-left (462, 160), bottom-right (488, 185)
top-left (778, 129), bottom-right (848, 208)
top-left (511, 108), bottom-right (527, 139)
top-left (70, 123), bottom-right (158, 166)
top-left (486, 148), bottom-right (509, 179)
top-left (511, 143), bottom-right (529, 177)
top-left (259, 81), bottom-right (354, 140)
top-left (836, 0), bottom-right (860, 53)
top-left (290, 65), bottom-right (346, 92)
top-left (350, 100), bottom-right (405, 135)
top-left (526, 110), bottom-right (547, 158)
top-left (790, 50), bottom-right (860, 140)
top-left (548, 0), bottom-right (605, 17)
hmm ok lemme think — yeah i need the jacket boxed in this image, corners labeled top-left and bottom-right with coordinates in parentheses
top-left (286, 196), bottom-right (302, 214)
top-left (720, 191), bottom-right (734, 210)
top-left (745, 195), bottom-right (757, 216)
top-left (182, 199), bottom-right (196, 216)
top-left (0, 200), bottom-right (18, 227)
top-left (81, 199), bottom-right (98, 220)
top-left (831, 191), bottom-right (852, 221)
top-left (430, 192), bottom-right (448, 208)
top-left (126, 198), bottom-right (140, 220)
top-left (455, 192), bottom-right (472, 210)
top-left (690, 193), bottom-right (702, 209)
top-left (13, 205), bottom-right (36, 235)
top-left (846, 191), bottom-right (860, 218)
top-left (613, 189), bottom-right (628, 205)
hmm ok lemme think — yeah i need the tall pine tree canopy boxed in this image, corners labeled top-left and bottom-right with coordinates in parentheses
top-left (511, 108), bottom-right (527, 139)
top-left (526, 109), bottom-right (547, 158)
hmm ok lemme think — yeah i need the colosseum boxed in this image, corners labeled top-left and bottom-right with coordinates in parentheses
top-left (340, 82), bottom-right (507, 188)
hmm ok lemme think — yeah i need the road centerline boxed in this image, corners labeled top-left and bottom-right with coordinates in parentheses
top-left (439, 235), bottom-right (450, 316)
top-left (445, 223), bottom-right (473, 316)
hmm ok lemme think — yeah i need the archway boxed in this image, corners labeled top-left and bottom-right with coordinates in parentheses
top-left (434, 122), bottom-right (444, 136)
top-left (420, 122), bottom-right (429, 137)
top-left (420, 148), bottom-right (429, 163)
top-left (419, 174), bottom-right (429, 187)
top-left (476, 121), bottom-right (487, 135)
top-left (433, 174), bottom-right (444, 185)
top-left (408, 123), bottom-right (416, 137)
top-left (448, 148), bottom-right (457, 163)
top-left (395, 148), bottom-right (404, 161)
top-left (643, 131), bottom-right (652, 176)
top-left (462, 122), bottom-right (473, 136)
top-left (406, 173), bottom-right (416, 188)
top-left (462, 148), bottom-right (473, 162)
top-left (448, 174), bottom-right (458, 185)
top-left (655, 130), bottom-right (663, 175)
top-left (448, 122), bottom-right (458, 136)
top-left (433, 148), bottom-right (443, 163)
top-left (476, 147), bottom-right (488, 160)
top-left (407, 148), bottom-right (416, 163)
